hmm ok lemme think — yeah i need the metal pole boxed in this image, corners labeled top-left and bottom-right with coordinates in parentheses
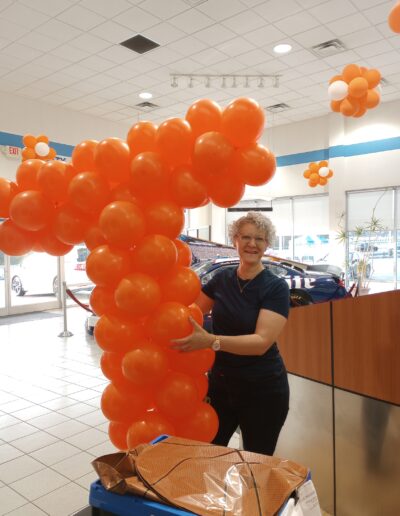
top-left (58, 280), bottom-right (73, 338)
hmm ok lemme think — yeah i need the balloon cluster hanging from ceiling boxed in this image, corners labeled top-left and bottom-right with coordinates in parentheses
top-left (388, 1), bottom-right (400, 33)
top-left (303, 160), bottom-right (333, 188)
top-left (328, 64), bottom-right (381, 118)
top-left (21, 134), bottom-right (57, 161)
top-left (0, 97), bottom-right (277, 450)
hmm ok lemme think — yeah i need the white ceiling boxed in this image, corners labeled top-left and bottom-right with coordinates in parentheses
top-left (0, 0), bottom-right (399, 128)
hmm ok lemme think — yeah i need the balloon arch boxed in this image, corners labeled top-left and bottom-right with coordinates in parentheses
top-left (0, 97), bottom-right (276, 450)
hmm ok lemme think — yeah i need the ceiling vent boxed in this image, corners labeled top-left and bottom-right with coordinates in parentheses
top-left (265, 103), bottom-right (290, 113)
top-left (311, 38), bottom-right (346, 57)
top-left (120, 35), bottom-right (159, 54)
top-left (135, 101), bottom-right (159, 110)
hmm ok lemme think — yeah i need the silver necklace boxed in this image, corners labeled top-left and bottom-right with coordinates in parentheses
top-left (236, 274), bottom-right (254, 294)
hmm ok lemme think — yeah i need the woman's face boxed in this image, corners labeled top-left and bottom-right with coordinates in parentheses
top-left (234, 222), bottom-right (268, 265)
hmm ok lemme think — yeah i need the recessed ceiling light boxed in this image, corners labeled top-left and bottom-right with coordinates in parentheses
top-left (139, 92), bottom-right (153, 100)
top-left (273, 43), bottom-right (292, 54)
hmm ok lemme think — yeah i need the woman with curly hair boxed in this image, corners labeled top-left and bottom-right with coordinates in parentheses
top-left (172, 211), bottom-right (290, 456)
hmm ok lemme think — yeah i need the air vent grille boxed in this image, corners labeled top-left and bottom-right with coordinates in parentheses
top-left (311, 38), bottom-right (346, 57)
top-left (135, 101), bottom-right (159, 109)
top-left (120, 35), bottom-right (159, 54)
top-left (265, 103), bottom-right (290, 113)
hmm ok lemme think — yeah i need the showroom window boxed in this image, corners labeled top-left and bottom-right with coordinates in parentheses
top-left (347, 188), bottom-right (398, 293)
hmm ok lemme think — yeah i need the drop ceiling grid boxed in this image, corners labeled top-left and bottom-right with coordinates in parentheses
top-left (0, 0), bottom-right (398, 126)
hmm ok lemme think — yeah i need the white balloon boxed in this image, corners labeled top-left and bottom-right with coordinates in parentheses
top-left (319, 166), bottom-right (330, 178)
top-left (35, 142), bottom-right (50, 156)
top-left (328, 80), bottom-right (348, 101)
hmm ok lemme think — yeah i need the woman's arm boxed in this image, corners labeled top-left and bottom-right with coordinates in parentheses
top-left (171, 308), bottom-right (288, 356)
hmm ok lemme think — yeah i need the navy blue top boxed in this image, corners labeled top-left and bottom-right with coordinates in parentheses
top-left (202, 266), bottom-right (289, 381)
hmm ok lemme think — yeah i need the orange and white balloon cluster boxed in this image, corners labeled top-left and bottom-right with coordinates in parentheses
top-left (303, 160), bottom-right (333, 188)
top-left (328, 64), bottom-right (381, 118)
top-left (0, 97), bottom-right (276, 450)
top-left (388, 1), bottom-right (400, 33)
top-left (21, 134), bottom-right (57, 162)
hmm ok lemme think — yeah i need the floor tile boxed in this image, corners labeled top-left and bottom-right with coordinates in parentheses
top-left (0, 392), bottom-right (17, 405)
top-left (12, 406), bottom-right (51, 421)
top-left (65, 427), bottom-right (108, 450)
top-left (76, 410), bottom-right (106, 427)
top-left (74, 470), bottom-right (98, 489)
top-left (68, 389), bottom-right (100, 402)
top-left (34, 481), bottom-right (89, 516)
top-left (0, 443), bottom-right (24, 464)
top-left (87, 439), bottom-right (117, 457)
top-left (0, 485), bottom-right (27, 514)
top-left (45, 419), bottom-right (91, 439)
top-left (11, 431), bottom-right (58, 453)
top-left (10, 468), bottom-right (69, 501)
top-left (51, 451), bottom-right (94, 479)
top-left (30, 441), bottom-right (82, 466)
top-left (0, 399), bottom-right (33, 413)
top-left (57, 402), bottom-right (96, 418)
top-left (6, 503), bottom-right (47, 515)
top-left (28, 411), bottom-right (70, 430)
top-left (0, 422), bottom-right (40, 442)
top-left (0, 455), bottom-right (45, 483)
top-left (0, 414), bottom-right (20, 429)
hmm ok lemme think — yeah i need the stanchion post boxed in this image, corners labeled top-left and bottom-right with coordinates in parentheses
top-left (58, 280), bottom-right (73, 338)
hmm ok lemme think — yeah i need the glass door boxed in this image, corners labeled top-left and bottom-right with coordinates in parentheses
top-left (0, 250), bottom-right (5, 316)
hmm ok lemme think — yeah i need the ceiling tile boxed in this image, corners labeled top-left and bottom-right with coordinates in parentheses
top-left (56, 5), bottom-right (106, 31)
top-left (0, 53), bottom-right (27, 70)
top-left (90, 21), bottom-right (135, 44)
top-left (309, 0), bottom-right (357, 23)
top-left (43, 71), bottom-right (80, 87)
top-left (113, 6), bottom-right (161, 32)
top-left (16, 31), bottom-right (60, 53)
top-left (140, 0), bottom-right (190, 20)
top-left (97, 45), bottom-right (136, 64)
top-left (244, 24), bottom-right (286, 46)
top-left (18, 0), bottom-right (78, 16)
top-left (217, 37), bottom-right (256, 58)
top-left (274, 11), bottom-right (320, 36)
top-left (55, 87), bottom-right (87, 100)
top-left (168, 57), bottom-right (203, 73)
top-left (31, 53), bottom-right (75, 72)
top-left (222, 9), bottom-right (266, 34)
top-left (194, 24), bottom-right (236, 46)
top-left (278, 49), bottom-right (317, 67)
top-left (236, 48), bottom-right (274, 67)
top-left (69, 33), bottom-right (111, 53)
top-left (2, 69), bottom-right (39, 85)
top-left (1, 42), bottom-right (42, 62)
top-left (0, 2), bottom-right (49, 29)
top-left (50, 44), bottom-right (91, 63)
top-left (61, 63), bottom-right (98, 79)
top-left (80, 0), bottom-right (132, 17)
top-left (342, 26), bottom-right (384, 49)
top-left (192, 47), bottom-right (228, 66)
top-left (78, 55), bottom-right (115, 72)
top-left (16, 62), bottom-right (54, 79)
top-left (16, 85), bottom-right (50, 99)
top-left (327, 13), bottom-right (371, 37)
top-left (196, 0), bottom-right (245, 21)
top-left (363, 1), bottom-right (396, 24)
top-left (0, 19), bottom-right (29, 40)
top-left (36, 20), bottom-right (82, 44)
top-left (254, 0), bottom-right (303, 22)
top-left (168, 8), bottom-right (214, 33)
top-left (355, 40), bottom-right (393, 59)
top-left (292, 25), bottom-right (336, 49)
top-left (168, 36), bottom-right (208, 56)
top-left (323, 49), bottom-right (361, 67)
top-left (141, 22), bottom-right (187, 45)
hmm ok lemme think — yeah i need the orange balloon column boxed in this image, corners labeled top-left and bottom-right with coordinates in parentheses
top-left (0, 98), bottom-right (277, 449)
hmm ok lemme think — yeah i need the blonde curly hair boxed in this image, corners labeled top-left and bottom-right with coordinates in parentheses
top-left (228, 211), bottom-right (276, 247)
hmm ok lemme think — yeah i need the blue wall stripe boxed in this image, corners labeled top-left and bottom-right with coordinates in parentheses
top-left (1, 130), bottom-right (400, 165)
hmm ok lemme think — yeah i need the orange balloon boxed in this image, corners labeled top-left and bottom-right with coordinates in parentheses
top-left (309, 162), bottom-right (319, 173)
top-left (94, 137), bottom-right (130, 183)
top-left (169, 164), bottom-right (208, 208)
top-left (319, 178), bottom-right (328, 186)
top-left (233, 143), bottom-right (276, 186)
top-left (348, 77), bottom-right (368, 98)
top-left (328, 74), bottom-right (343, 85)
top-left (101, 351), bottom-right (125, 383)
top-left (353, 104), bottom-right (367, 118)
top-left (86, 245), bottom-right (131, 287)
top-left (327, 170), bottom-right (334, 178)
top-left (342, 64), bottom-right (361, 83)
top-left (193, 131), bottom-right (234, 181)
top-left (53, 204), bottom-right (89, 245)
top-left (388, 2), bottom-right (400, 33)
top-left (189, 303), bottom-right (203, 326)
top-left (365, 89), bottom-right (380, 109)
top-left (303, 170), bottom-right (311, 179)
top-left (0, 219), bottom-right (35, 256)
top-left (101, 383), bottom-right (148, 423)
top-left (147, 301), bottom-right (192, 343)
top-left (16, 159), bottom-right (44, 190)
top-left (169, 348), bottom-right (214, 376)
top-left (309, 172), bottom-right (319, 182)
top-left (160, 265), bottom-right (201, 306)
top-left (108, 421), bottom-right (130, 450)
top-left (90, 285), bottom-right (118, 316)
top-left (156, 372), bottom-right (199, 420)
top-left (23, 134), bottom-right (37, 147)
top-left (9, 191), bottom-right (53, 231)
top-left (84, 225), bottom-right (106, 251)
top-left (95, 315), bottom-right (145, 353)
top-left (68, 171), bottom-right (110, 215)
top-left (114, 272), bottom-right (161, 317)
top-left (46, 148), bottom-right (57, 161)
top-left (127, 412), bottom-right (175, 448)
top-left (122, 343), bottom-right (169, 386)
top-left (330, 100), bottom-right (341, 112)
top-left (127, 121), bottom-right (158, 157)
top-left (362, 68), bottom-right (381, 89)
top-left (99, 201), bottom-right (145, 249)
top-left (0, 178), bottom-right (18, 218)
top-left (130, 151), bottom-right (170, 201)
top-left (21, 147), bottom-right (36, 161)
top-left (340, 97), bottom-right (359, 116)
top-left (145, 200), bottom-right (184, 239)
top-left (174, 239), bottom-right (192, 267)
top-left (193, 373), bottom-right (208, 400)
top-left (37, 230), bottom-right (73, 256)
top-left (175, 402), bottom-right (218, 442)
top-left (185, 99), bottom-right (222, 139)
top-left (111, 183), bottom-right (138, 203)
top-left (132, 234), bottom-right (177, 277)
top-left (207, 174), bottom-right (245, 208)
top-left (156, 118), bottom-right (193, 167)
top-left (308, 179), bottom-right (318, 188)
top-left (36, 160), bottom-right (70, 205)
top-left (221, 97), bottom-right (265, 148)
top-left (71, 139), bottom-right (98, 172)
top-left (36, 134), bottom-right (49, 143)
top-left (319, 160), bottom-right (328, 168)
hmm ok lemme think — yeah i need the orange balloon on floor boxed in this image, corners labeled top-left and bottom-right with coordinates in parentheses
top-left (169, 164), bottom-right (208, 209)
top-left (37, 160), bottom-right (70, 205)
top-left (122, 343), bottom-right (169, 386)
top-left (84, 225), bottom-right (106, 251)
top-left (94, 315), bottom-right (145, 353)
top-left (175, 402), bottom-right (219, 442)
top-left (101, 383), bottom-right (148, 423)
top-left (130, 151), bottom-right (170, 201)
top-left (193, 131), bottom-right (234, 181)
top-left (127, 412), bottom-right (175, 449)
top-left (156, 372), bottom-right (199, 420)
top-left (233, 144), bottom-right (276, 186)
top-left (169, 348), bottom-right (214, 376)
top-left (108, 420), bottom-right (130, 450)
top-left (90, 285), bottom-right (118, 316)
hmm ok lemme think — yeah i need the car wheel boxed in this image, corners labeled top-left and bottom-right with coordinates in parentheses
top-left (53, 276), bottom-right (59, 296)
top-left (290, 288), bottom-right (313, 307)
top-left (11, 275), bottom-right (25, 296)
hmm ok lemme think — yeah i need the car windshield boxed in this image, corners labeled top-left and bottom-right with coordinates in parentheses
top-left (192, 260), bottom-right (215, 275)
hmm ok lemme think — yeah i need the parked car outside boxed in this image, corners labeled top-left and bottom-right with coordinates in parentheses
top-left (192, 257), bottom-right (350, 308)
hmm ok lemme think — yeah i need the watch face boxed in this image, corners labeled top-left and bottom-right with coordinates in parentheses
top-left (212, 339), bottom-right (220, 351)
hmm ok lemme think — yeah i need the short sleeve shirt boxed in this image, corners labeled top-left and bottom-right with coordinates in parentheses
top-left (202, 266), bottom-right (290, 379)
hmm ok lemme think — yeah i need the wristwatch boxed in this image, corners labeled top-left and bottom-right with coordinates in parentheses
top-left (211, 337), bottom-right (221, 351)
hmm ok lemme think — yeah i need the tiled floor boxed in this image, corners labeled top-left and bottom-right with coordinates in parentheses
top-left (0, 307), bottom-right (114, 516)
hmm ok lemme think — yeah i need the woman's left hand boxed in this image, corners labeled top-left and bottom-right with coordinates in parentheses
top-left (170, 317), bottom-right (214, 352)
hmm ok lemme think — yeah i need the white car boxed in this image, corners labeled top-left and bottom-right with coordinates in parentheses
top-left (11, 248), bottom-right (91, 296)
